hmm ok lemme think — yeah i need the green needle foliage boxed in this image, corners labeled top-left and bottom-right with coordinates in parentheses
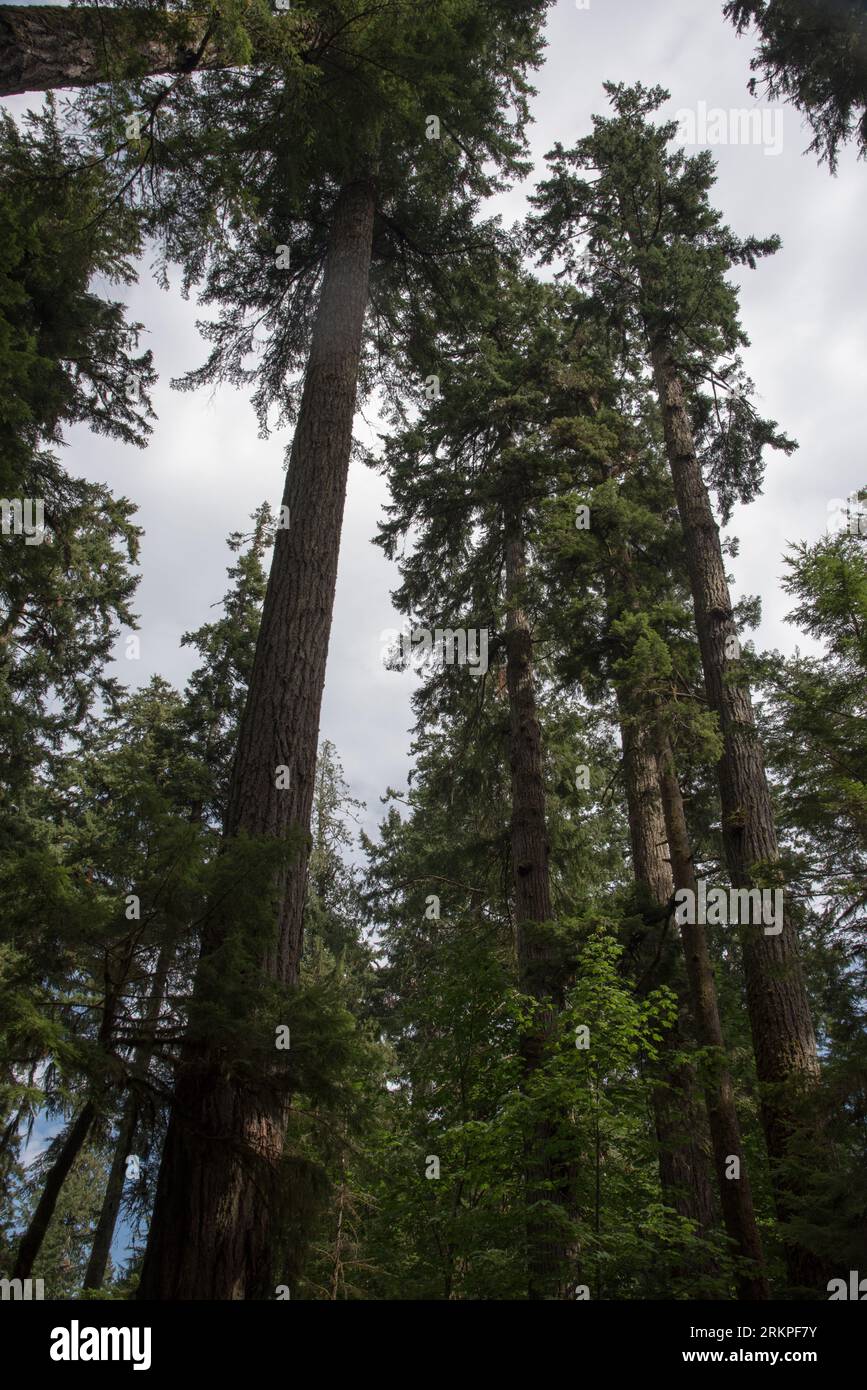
top-left (725, 0), bottom-right (867, 169)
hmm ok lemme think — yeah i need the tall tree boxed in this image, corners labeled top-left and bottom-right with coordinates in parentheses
top-left (374, 268), bottom-right (600, 1295)
top-left (372, 267), bottom-right (745, 1294)
top-left (133, 1), bottom-right (551, 1299)
top-left (537, 398), bottom-right (769, 1297)
top-left (530, 81), bottom-right (825, 1290)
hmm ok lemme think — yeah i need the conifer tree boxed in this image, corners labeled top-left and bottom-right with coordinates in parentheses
top-left (373, 267), bottom-right (598, 1296)
top-left (529, 81), bottom-right (824, 1290)
top-left (6, 674), bottom-right (207, 1279)
top-left (371, 265), bottom-right (736, 1294)
top-left (532, 344), bottom-right (769, 1297)
top-left (0, 101), bottom-right (150, 1266)
top-left (81, 513), bottom-right (273, 1289)
top-left (758, 516), bottom-right (867, 945)
top-left (0, 98), bottom-right (153, 497)
top-left (130, 0), bottom-right (551, 1300)
top-left (0, 96), bottom-right (149, 799)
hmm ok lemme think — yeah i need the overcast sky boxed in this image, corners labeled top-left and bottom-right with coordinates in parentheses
top-left (5, 0), bottom-right (866, 849)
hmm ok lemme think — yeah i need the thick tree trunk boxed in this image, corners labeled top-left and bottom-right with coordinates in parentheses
top-left (84, 941), bottom-right (174, 1290)
top-left (654, 727), bottom-right (769, 1299)
top-left (223, 176), bottom-right (375, 981)
top-left (617, 706), bottom-right (718, 1241)
top-left (504, 525), bottom-right (574, 1300)
top-left (0, 4), bottom-right (263, 97)
top-left (618, 709), bottom-right (672, 908)
top-left (650, 1032), bottom-right (718, 1233)
top-left (650, 339), bottom-right (823, 1290)
top-left (12, 1101), bottom-right (96, 1279)
top-left (138, 177), bottom-right (376, 1301)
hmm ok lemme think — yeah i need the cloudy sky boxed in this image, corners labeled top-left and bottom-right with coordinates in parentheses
top-left (5, 0), bottom-right (866, 849)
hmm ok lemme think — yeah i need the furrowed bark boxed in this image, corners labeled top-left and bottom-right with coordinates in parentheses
top-left (504, 524), bottom-right (571, 1299)
top-left (224, 176), bottom-right (375, 984)
top-left (138, 177), bottom-right (376, 1301)
top-left (650, 1033), bottom-right (718, 1235)
top-left (650, 338), bottom-right (824, 1290)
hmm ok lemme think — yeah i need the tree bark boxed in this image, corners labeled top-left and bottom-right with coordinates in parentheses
top-left (650, 338), bottom-right (823, 1290)
top-left (0, 4), bottom-right (265, 97)
top-left (616, 706), bottom-right (718, 1243)
top-left (603, 516), bottom-right (767, 1293)
top-left (12, 1100), bottom-right (96, 1279)
top-left (504, 524), bottom-right (573, 1300)
top-left (654, 726), bottom-right (769, 1299)
top-left (138, 177), bottom-right (376, 1301)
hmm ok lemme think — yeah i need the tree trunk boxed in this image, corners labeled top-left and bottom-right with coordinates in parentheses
top-left (617, 706), bottom-right (718, 1243)
top-left (650, 338), bottom-right (823, 1290)
top-left (223, 176), bottom-right (376, 985)
top-left (505, 529), bottom-right (555, 945)
top-left (654, 726), bottom-right (770, 1299)
top-left (0, 4), bottom-right (267, 97)
top-left (84, 940), bottom-right (174, 1291)
top-left (650, 1034), bottom-right (718, 1233)
top-left (504, 524), bottom-right (573, 1300)
top-left (12, 1100), bottom-right (96, 1279)
top-left (83, 1094), bottom-right (135, 1291)
top-left (138, 177), bottom-right (376, 1301)
top-left (602, 513), bottom-right (768, 1296)
top-left (618, 708), bottom-right (672, 908)
top-left (12, 975), bottom-right (125, 1279)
